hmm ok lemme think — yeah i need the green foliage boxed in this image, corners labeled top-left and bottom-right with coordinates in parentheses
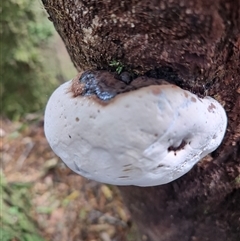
top-left (0, 0), bottom-right (56, 119)
top-left (109, 60), bottom-right (124, 74)
top-left (0, 173), bottom-right (46, 241)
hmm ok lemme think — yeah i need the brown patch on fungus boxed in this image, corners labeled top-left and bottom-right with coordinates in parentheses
top-left (71, 72), bottom-right (85, 97)
top-left (151, 87), bottom-right (162, 95)
top-left (208, 103), bottom-right (216, 113)
top-left (70, 70), bottom-right (169, 101)
top-left (191, 97), bottom-right (197, 102)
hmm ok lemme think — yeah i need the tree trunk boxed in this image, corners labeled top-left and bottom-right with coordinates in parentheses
top-left (42, 0), bottom-right (240, 240)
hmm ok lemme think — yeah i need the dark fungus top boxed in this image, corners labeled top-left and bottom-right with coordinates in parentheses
top-left (71, 70), bottom-right (168, 101)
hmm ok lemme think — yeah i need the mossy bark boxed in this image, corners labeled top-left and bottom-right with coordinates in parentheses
top-left (42, 0), bottom-right (240, 240)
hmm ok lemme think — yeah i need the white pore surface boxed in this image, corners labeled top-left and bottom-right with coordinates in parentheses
top-left (44, 80), bottom-right (227, 186)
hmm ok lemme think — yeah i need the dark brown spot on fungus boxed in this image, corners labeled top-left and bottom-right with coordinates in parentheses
top-left (168, 140), bottom-right (187, 152)
top-left (76, 117), bottom-right (79, 122)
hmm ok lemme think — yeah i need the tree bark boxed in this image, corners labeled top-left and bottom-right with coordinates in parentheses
top-left (42, 0), bottom-right (240, 240)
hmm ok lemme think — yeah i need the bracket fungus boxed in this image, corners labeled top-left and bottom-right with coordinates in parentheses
top-left (44, 70), bottom-right (227, 187)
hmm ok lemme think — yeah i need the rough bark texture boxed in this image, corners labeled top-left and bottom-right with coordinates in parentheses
top-left (42, 0), bottom-right (240, 240)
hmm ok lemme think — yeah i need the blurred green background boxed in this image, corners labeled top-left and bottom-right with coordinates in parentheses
top-left (1, 0), bottom-right (76, 120)
top-left (1, 1), bottom-right (76, 240)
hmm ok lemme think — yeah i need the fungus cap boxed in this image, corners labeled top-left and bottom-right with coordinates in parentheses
top-left (44, 77), bottom-right (227, 186)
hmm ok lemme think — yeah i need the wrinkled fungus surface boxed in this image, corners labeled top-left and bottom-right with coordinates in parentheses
top-left (44, 71), bottom-right (227, 186)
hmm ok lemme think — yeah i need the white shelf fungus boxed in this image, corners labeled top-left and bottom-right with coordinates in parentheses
top-left (44, 71), bottom-right (227, 186)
